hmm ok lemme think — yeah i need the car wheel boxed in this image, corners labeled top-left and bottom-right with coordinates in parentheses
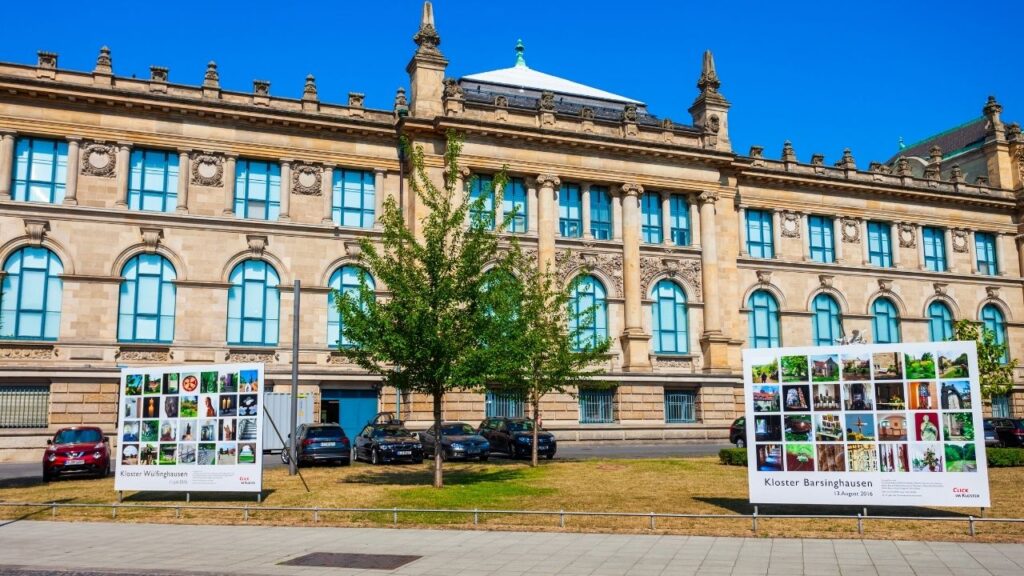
top-left (414, 457), bottom-right (424, 464)
top-left (371, 449), bottom-right (380, 465)
top-left (42, 470), bottom-right (54, 483)
top-left (545, 453), bottom-right (554, 460)
top-left (479, 454), bottom-right (489, 462)
top-left (281, 450), bottom-right (290, 464)
top-left (340, 458), bottom-right (351, 467)
top-left (736, 438), bottom-right (747, 449)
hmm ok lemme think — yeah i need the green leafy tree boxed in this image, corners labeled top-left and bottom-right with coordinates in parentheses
top-left (334, 129), bottom-right (512, 488)
top-left (952, 319), bottom-right (1017, 399)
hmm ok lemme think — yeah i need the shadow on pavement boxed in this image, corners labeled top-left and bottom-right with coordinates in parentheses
top-left (694, 496), bottom-right (972, 518)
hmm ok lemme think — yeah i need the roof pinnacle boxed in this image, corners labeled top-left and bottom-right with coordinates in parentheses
top-left (697, 49), bottom-right (720, 94)
top-left (514, 39), bottom-right (527, 68)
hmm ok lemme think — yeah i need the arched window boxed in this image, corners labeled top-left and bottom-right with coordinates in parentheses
top-left (118, 254), bottom-right (176, 342)
top-left (227, 260), bottom-right (280, 346)
top-left (568, 275), bottom-right (608, 350)
top-left (328, 266), bottom-right (375, 348)
top-left (747, 290), bottom-right (780, 349)
top-left (981, 304), bottom-right (1009, 363)
top-left (811, 294), bottom-right (841, 346)
top-left (0, 247), bottom-right (63, 340)
top-left (871, 298), bottom-right (901, 344)
top-left (651, 280), bottom-right (688, 354)
top-left (927, 301), bottom-right (953, 342)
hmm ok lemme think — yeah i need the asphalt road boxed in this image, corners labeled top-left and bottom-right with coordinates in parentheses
top-left (0, 442), bottom-right (728, 483)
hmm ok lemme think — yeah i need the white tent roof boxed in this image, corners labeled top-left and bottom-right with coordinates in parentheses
top-left (463, 64), bottom-right (643, 105)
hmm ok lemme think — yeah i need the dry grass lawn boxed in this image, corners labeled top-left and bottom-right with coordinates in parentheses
top-left (2, 457), bottom-right (1022, 542)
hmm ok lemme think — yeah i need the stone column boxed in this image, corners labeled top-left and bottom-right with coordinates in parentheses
top-left (771, 209), bottom-right (782, 255)
top-left (890, 222), bottom-right (900, 267)
top-left (114, 142), bottom-right (132, 207)
top-left (536, 174), bottom-right (560, 274)
top-left (737, 206), bottom-right (747, 256)
top-left (689, 195), bottom-right (700, 248)
top-left (64, 137), bottom-right (81, 205)
top-left (661, 191), bottom-right (673, 245)
top-left (943, 228), bottom-right (954, 272)
top-left (996, 233), bottom-right (1009, 276)
top-left (373, 168), bottom-right (386, 229)
top-left (612, 191), bottom-right (623, 241)
top-left (698, 190), bottom-right (729, 372)
top-left (800, 213), bottom-right (811, 261)
top-left (223, 154), bottom-right (237, 215)
top-left (581, 182), bottom-right (592, 239)
top-left (861, 219), bottom-right (870, 265)
top-left (969, 231), bottom-right (979, 274)
top-left (279, 159), bottom-right (292, 221)
top-left (175, 149), bottom-right (190, 213)
top-left (527, 178), bottom-right (538, 234)
top-left (0, 130), bottom-right (15, 199)
top-left (620, 182), bottom-right (650, 371)
top-left (321, 164), bottom-right (335, 224)
top-left (916, 224), bottom-right (925, 269)
top-left (833, 218), bottom-right (843, 262)
top-left (494, 180), bottom-right (505, 230)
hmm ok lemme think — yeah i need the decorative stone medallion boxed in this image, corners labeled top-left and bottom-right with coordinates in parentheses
top-left (780, 212), bottom-right (801, 238)
top-left (80, 143), bottom-right (116, 177)
top-left (951, 229), bottom-right (969, 253)
top-left (840, 218), bottom-right (861, 244)
top-left (292, 164), bottom-right (322, 196)
top-left (898, 223), bottom-right (916, 248)
top-left (190, 154), bottom-right (223, 187)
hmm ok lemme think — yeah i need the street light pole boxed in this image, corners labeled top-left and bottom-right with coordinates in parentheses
top-left (288, 279), bottom-right (300, 476)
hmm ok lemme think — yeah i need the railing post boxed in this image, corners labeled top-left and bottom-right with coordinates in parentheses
top-left (244, 505), bottom-right (249, 522)
top-left (474, 509), bottom-right (479, 526)
top-left (111, 504), bottom-right (117, 519)
top-left (314, 507), bottom-right (319, 523)
top-left (857, 513), bottom-right (863, 535)
top-left (649, 512), bottom-right (656, 530)
top-left (51, 502), bottom-right (56, 518)
top-left (752, 506), bottom-right (758, 533)
top-left (968, 516), bottom-right (975, 537)
top-left (393, 507), bottom-right (398, 525)
top-left (175, 506), bottom-right (180, 519)
top-left (559, 509), bottom-right (565, 528)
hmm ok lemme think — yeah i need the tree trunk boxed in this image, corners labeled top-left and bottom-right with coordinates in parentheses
top-left (531, 393), bottom-right (540, 467)
top-left (432, 391), bottom-right (444, 488)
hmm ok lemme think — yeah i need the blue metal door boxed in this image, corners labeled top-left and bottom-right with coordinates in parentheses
top-left (322, 389), bottom-right (378, 442)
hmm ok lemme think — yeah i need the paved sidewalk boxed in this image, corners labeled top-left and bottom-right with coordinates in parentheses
top-left (0, 521), bottom-right (1022, 576)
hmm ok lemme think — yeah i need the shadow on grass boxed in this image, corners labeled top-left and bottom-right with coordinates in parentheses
top-left (123, 489), bottom-right (276, 503)
top-left (694, 497), bottom-right (972, 518)
top-left (0, 498), bottom-right (77, 528)
top-left (343, 465), bottom-right (531, 487)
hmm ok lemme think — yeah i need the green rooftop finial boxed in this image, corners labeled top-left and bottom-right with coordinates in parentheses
top-left (514, 39), bottom-right (526, 68)
top-left (898, 136), bottom-right (906, 150)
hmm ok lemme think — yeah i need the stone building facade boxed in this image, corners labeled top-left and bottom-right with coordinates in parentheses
top-left (0, 2), bottom-right (1021, 460)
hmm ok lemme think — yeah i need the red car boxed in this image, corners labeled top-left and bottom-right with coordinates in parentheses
top-left (43, 426), bottom-right (111, 481)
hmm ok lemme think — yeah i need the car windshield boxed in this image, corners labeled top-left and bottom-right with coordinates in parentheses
top-left (375, 426), bottom-right (411, 438)
top-left (307, 427), bottom-right (344, 439)
top-left (54, 429), bottom-right (102, 444)
top-left (507, 421), bottom-right (535, 432)
top-left (441, 424), bottom-right (475, 436)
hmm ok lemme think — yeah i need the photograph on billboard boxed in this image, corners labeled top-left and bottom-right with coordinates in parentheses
top-left (114, 363), bottom-right (264, 493)
top-left (743, 342), bottom-right (989, 507)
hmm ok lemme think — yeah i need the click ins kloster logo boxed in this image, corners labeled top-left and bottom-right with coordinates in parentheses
top-left (953, 487), bottom-right (980, 499)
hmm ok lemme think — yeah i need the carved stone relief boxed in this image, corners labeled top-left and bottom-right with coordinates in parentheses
top-left (291, 164), bottom-right (322, 196)
top-left (556, 249), bottom-right (624, 298)
top-left (80, 143), bottom-right (116, 178)
top-left (640, 256), bottom-right (702, 299)
top-left (227, 352), bottom-right (278, 364)
top-left (951, 229), bottom-right (970, 253)
top-left (898, 223), bottom-right (916, 248)
top-left (780, 211), bottom-right (801, 238)
top-left (115, 349), bottom-right (171, 362)
top-left (190, 153), bottom-right (224, 187)
top-left (840, 218), bottom-right (861, 243)
top-left (0, 345), bottom-right (56, 360)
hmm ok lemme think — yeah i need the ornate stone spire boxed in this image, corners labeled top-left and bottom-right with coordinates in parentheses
top-left (781, 140), bottom-right (796, 164)
top-left (203, 61), bottom-right (220, 88)
top-left (514, 39), bottom-right (527, 68)
top-left (689, 49), bottom-right (730, 152)
top-left (412, 1), bottom-right (442, 56)
top-left (394, 87), bottom-right (409, 116)
top-left (696, 49), bottom-right (720, 94)
top-left (94, 46), bottom-right (112, 75)
top-left (302, 74), bottom-right (318, 100)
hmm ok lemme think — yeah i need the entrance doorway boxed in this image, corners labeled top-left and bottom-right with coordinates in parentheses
top-left (321, 388), bottom-right (379, 441)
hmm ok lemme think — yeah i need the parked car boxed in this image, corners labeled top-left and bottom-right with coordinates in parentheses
top-left (729, 417), bottom-right (746, 448)
top-left (983, 420), bottom-right (1002, 448)
top-left (477, 417), bottom-right (556, 459)
top-left (43, 426), bottom-right (110, 481)
top-left (281, 424), bottom-right (351, 467)
top-left (1012, 419), bottom-right (1024, 447)
top-left (420, 422), bottom-right (490, 461)
top-left (354, 422), bottom-right (424, 465)
top-left (985, 417), bottom-right (1023, 448)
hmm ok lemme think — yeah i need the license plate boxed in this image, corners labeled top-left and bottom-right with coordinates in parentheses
top-left (65, 459), bottom-right (84, 465)
top-left (467, 448), bottom-right (479, 454)
top-left (321, 442), bottom-right (336, 447)
top-left (397, 451), bottom-right (411, 456)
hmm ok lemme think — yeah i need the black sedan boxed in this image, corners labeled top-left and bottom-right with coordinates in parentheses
top-left (420, 422), bottom-right (490, 461)
top-left (281, 424), bottom-right (351, 466)
top-left (354, 423), bottom-right (424, 465)
top-left (478, 417), bottom-right (556, 459)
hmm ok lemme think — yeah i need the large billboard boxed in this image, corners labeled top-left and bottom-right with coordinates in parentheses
top-left (114, 363), bottom-right (264, 493)
top-left (743, 342), bottom-right (989, 507)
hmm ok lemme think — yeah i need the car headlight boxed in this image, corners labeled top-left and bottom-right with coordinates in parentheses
top-left (450, 443), bottom-right (464, 451)
top-left (379, 444), bottom-right (393, 451)
top-left (516, 436), bottom-right (530, 443)
top-left (481, 442), bottom-right (490, 450)
top-left (47, 454), bottom-right (56, 462)
top-left (92, 451), bottom-right (102, 459)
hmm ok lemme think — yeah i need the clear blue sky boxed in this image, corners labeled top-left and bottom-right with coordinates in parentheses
top-left (1, 1), bottom-right (1020, 164)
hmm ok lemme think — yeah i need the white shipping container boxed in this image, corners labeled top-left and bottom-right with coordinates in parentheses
top-left (262, 392), bottom-right (314, 452)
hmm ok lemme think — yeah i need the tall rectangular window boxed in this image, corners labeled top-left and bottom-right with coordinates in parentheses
top-left (664, 390), bottom-right (696, 423)
top-left (578, 389), bottom-right (614, 424)
top-left (559, 183), bottom-right (582, 237)
top-left (590, 186), bottom-right (612, 240)
top-left (128, 149), bottom-right (179, 212)
top-left (503, 177), bottom-right (527, 233)
top-left (922, 227), bottom-right (946, 271)
top-left (469, 174), bottom-right (495, 230)
top-left (975, 232), bottom-right (998, 275)
top-left (641, 192), bottom-right (662, 244)
top-left (808, 216), bottom-right (834, 263)
top-left (746, 209), bottom-right (774, 258)
top-left (12, 137), bottom-right (67, 204)
top-left (0, 386), bottom-right (49, 428)
top-left (669, 195), bottom-right (690, 246)
top-left (867, 221), bottom-right (893, 267)
top-left (332, 169), bottom-right (375, 228)
top-left (234, 160), bottom-right (280, 220)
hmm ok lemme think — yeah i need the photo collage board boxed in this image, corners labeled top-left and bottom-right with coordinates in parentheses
top-left (743, 342), bottom-right (990, 507)
top-left (115, 363), bottom-right (264, 492)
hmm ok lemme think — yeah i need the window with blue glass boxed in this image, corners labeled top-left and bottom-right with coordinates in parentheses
top-left (871, 298), bottom-right (900, 344)
top-left (746, 209), bottom-right (774, 258)
top-left (469, 174), bottom-right (495, 230)
top-left (992, 394), bottom-right (1011, 418)
top-left (12, 137), bottom-right (67, 203)
top-left (327, 265), bottom-right (375, 348)
top-left (664, 390), bottom-right (696, 423)
top-left (981, 304), bottom-right (1009, 363)
top-left (333, 169), bottom-right (375, 228)
top-left (234, 160), bottom-right (281, 220)
top-left (117, 254), bottom-right (176, 342)
top-left (227, 260), bottom-right (280, 346)
top-left (503, 177), bottom-right (527, 233)
top-left (578, 388), bottom-right (614, 424)
top-left (808, 216), bottom-right (834, 263)
top-left (568, 275), bottom-right (608, 350)
top-left (641, 192), bottom-right (662, 244)
top-left (559, 183), bottom-right (582, 237)
top-left (0, 247), bottom-right (63, 340)
top-left (485, 391), bottom-right (524, 418)
top-left (811, 294), bottom-right (841, 346)
top-left (927, 301), bottom-right (953, 342)
top-left (922, 227), bottom-right (947, 271)
top-left (590, 186), bottom-right (612, 240)
top-left (747, 290), bottom-right (780, 349)
top-left (975, 232), bottom-right (998, 275)
top-left (669, 195), bottom-right (691, 246)
top-left (867, 222), bottom-right (893, 267)
top-left (650, 280), bottom-right (688, 354)
top-left (128, 149), bottom-right (179, 212)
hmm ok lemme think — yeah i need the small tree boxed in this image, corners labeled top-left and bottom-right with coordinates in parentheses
top-left (335, 129), bottom-right (512, 488)
top-left (952, 319), bottom-right (1017, 399)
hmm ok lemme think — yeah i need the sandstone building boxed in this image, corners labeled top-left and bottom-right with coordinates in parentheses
top-left (0, 2), bottom-right (1021, 460)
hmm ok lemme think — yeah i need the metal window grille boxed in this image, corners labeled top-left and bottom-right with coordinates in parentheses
top-left (485, 392), bottom-right (524, 418)
top-left (664, 390), bottom-right (696, 423)
top-left (0, 386), bottom-right (49, 428)
top-left (579, 389), bottom-right (614, 424)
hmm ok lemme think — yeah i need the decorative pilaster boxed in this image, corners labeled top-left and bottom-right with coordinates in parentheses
top-left (114, 142), bottom-right (131, 208)
top-left (493, 180), bottom-right (505, 230)
top-left (861, 219), bottom-right (870, 265)
top-left (175, 149), bottom-right (190, 213)
top-left (278, 159), bottom-right (292, 221)
top-left (526, 178), bottom-right (538, 234)
top-left (698, 190), bottom-right (729, 371)
top-left (916, 224), bottom-right (926, 270)
top-left (223, 154), bottom-right (237, 215)
top-left (943, 228), bottom-right (954, 272)
top-left (536, 174), bottom-right (560, 274)
top-left (581, 183), bottom-right (593, 239)
top-left (969, 231), bottom-right (979, 274)
top-left (996, 233), bottom-right (1009, 276)
top-left (833, 218), bottom-right (843, 262)
top-left (620, 182), bottom-right (650, 371)
top-left (322, 164), bottom-right (335, 224)
top-left (374, 168), bottom-right (386, 229)
top-left (771, 209), bottom-right (782, 256)
top-left (800, 213), bottom-right (810, 261)
top-left (0, 130), bottom-right (15, 199)
top-left (661, 191), bottom-right (672, 245)
top-left (890, 222), bottom-right (900, 267)
top-left (64, 137), bottom-right (81, 205)
top-left (689, 196), bottom-right (700, 248)
top-left (737, 206), bottom-right (747, 256)
top-left (612, 191), bottom-right (623, 241)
